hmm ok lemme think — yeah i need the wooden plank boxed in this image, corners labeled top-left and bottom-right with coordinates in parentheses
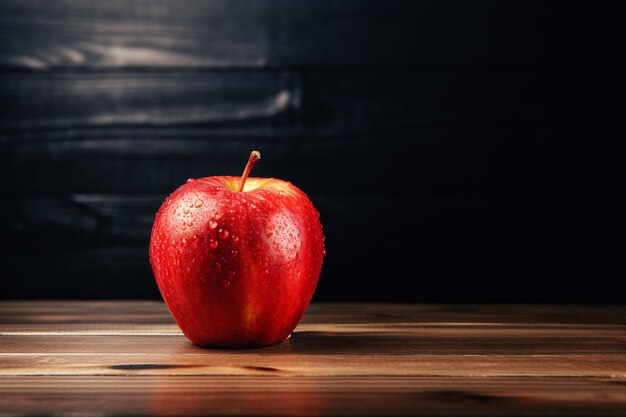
top-left (0, 72), bottom-right (300, 130)
top-left (0, 301), bottom-right (172, 324)
top-left (2, 302), bottom-right (626, 325)
top-left (3, 322), bottom-right (626, 337)
top-left (2, 332), bottom-right (626, 356)
top-left (0, 300), bottom-right (166, 314)
top-left (0, 376), bottom-right (625, 416)
top-left (0, 70), bottom-right (579, 132)
top-left (3, 354), bottom-right (626, 377)
top-left (0, 1), bottom-right (583, 69)
top-left (0, 124), bottom-right (573, 194)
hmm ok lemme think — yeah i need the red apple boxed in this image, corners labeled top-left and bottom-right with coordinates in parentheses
top-left (149, 151), bottom-right (325, 348)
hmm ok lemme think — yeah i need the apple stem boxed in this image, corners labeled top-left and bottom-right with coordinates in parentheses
top-left (238, 150), bottom-right (261, 192)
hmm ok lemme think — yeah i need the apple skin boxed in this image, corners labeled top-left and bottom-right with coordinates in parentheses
top-left (149, 175), bottom-right (325, 348)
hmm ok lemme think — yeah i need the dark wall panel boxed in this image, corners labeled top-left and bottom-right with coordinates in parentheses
top-left (1, 1), bottom-right (620, 302)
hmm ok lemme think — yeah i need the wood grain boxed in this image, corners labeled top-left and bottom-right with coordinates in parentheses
top-left (0, 70), bottom-right (574, 132)
top-left (0, 124), bottom-right (573, 194)
top-left (0, 1), bottom-right (583, 69)
top-left (3, 354), bottom-right (626, 378)
top-left (3, 301), bottom-right (626, 325)
top-left (0, 72), bottom-right (299, 130)
top-left (1, 376), bottom-right (626, 416)
top-left (0, 302), bottom-right (625, 416)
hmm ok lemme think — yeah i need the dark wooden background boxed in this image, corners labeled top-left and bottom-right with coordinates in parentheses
top-left (0, 1), bottom-right (621, 302)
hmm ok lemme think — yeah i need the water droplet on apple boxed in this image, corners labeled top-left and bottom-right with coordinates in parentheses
top-left (264, 269), bottom-right (269, 275)
top-left (222, 280), bottom-right (231, 288)
top-left (183, 207), bottom-right (189, 214)
top-left (323, 248), bottom-right (327, 256)
top-left (181, 238), bottom-right (187, 246)
top-left (250, 203), bottom-right (257, 209)
top-left (231, 250), bottom-right (238, 257)
top-left (181, 225), bottom-right (186, 231)
top-left (186, 178), bottom-right (195, 183)
top-left (194, 199), bottom-right (203, 208)
top-left (279, 190), bottom-right (285, 196)
top-left (215, 261), bottom-right (221, 270)
top-left (187, 220), bottom-right (194, 227)
top-left (231, 235), bottom-right (239, 243)
top-left (209, 239), bottom-right (218, 249)
top-left (209, 220), bottom-right (218, 229)
top-left (218, 228), bottom-right (229, 239)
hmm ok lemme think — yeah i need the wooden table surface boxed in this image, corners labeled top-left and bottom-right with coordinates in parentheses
top-left (1, 302), bottom-right (625, 416)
